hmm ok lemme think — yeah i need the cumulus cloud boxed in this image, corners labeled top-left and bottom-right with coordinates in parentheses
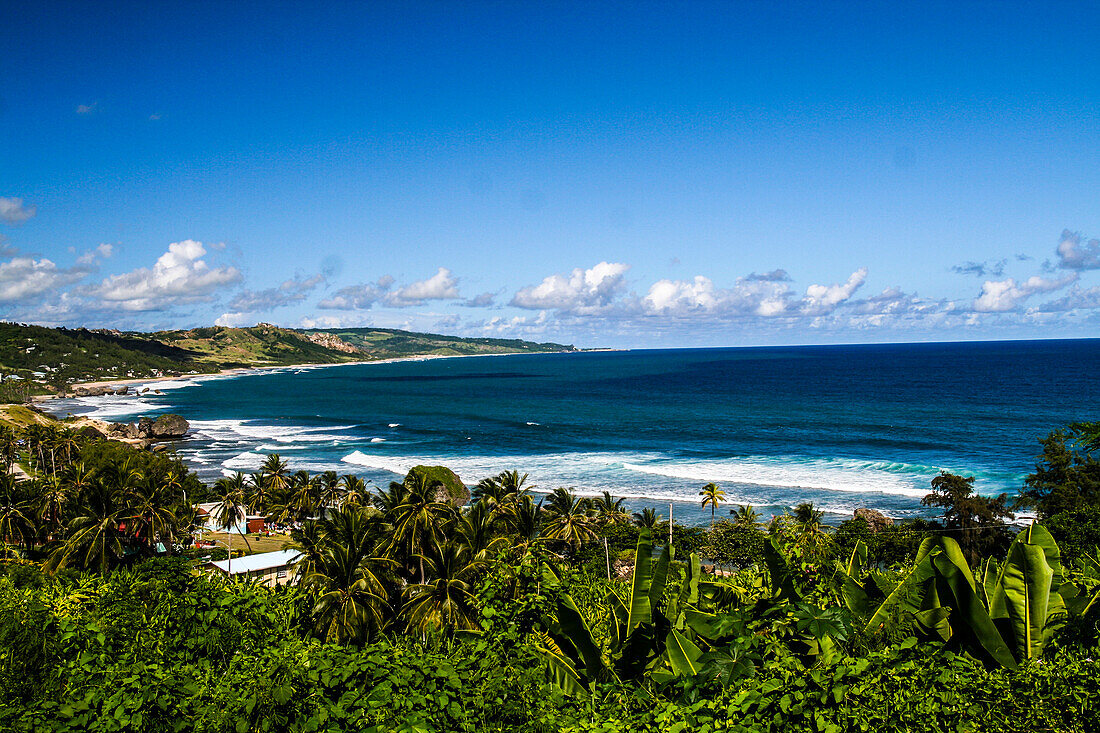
top-left (1056, 230), bottom-right (1100, 271)
top-left (0, 257), bottom-right (90, 303)
top-left (642, 275), bottom-right (791, 317)
top-left (952, 259), bottom-right (1006, 277)
top-left (387, 267), bottom-right (460, 307)
top-left (462, 292), bottom-right (497, 308)
top-left (745, 269), bottom-right (792, 282)
top-left (228, 273), bottom-right (326, 313)
top-left (0, 197), bottom-right (36, 224)
top-left (800, 268), bottom-right (868, 315)
top-left (511, 262), bottom-right (629, 311)
top-left (317, 276), bottom-right (396, 310)
top-left (972, 273), bottom-right (1077, 312)
top-left (90, 239), bottom-right (242, 311)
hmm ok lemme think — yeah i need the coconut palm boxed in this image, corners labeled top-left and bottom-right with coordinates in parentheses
top-left (47, 477), bottom-right (132, 573)
top-left (316, 470), bottom-right (343, 518)
top-left (304, 506), bottom-right (396, 645)
top-left (540, 488), bottom-right (596, 551)
top-left (730, 504), bottom-right (762, 527)
top-left (245, 472), bottom-right (269, 515)
top-left (401, 539), bottom-right (491, 634)
top-left (592, 491), bottom-right (629, 524)
top-left (258, 453), bottom-right (291, 494)
top-left (632, 507), bottom-right (661, 529)
top-left (385, 479), bottom-right (456, 582)
top-left (0, 426), bottom-right (19, 473)
top-left (373, 481), bottom-right (408, 515)
top-left (34, 474), bottom-right (71, 542)
top-left (0, 474), bottom-right (34, 557)
top-left (128, 477), bottom-right (182, 556)
top-left (700, 482), bottom-right (726, 524)
top-left (211, 472), bottom-right (249, 573)
top-left (340, 475), bottom-right (368, 506)
top-left (454, 500), bottom-right (508, 558)
top-left (503, 494), bottom-right (542, 554)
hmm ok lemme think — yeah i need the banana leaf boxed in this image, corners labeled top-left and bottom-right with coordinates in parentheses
top-left (664, 628), bottom-right (704, 677)
top-left (628, 529), bottom-right (654, 628)
top-left (648, 542), bottom-right (673, 615)
top-left (996, 540), bottom-right (1060, 661)
top-left (534, 634), bottom-right (587, 696)
top-left (551, 593), bottom-right (606, 678)
top-left (930, 551), bottom-right (1017, 670)
top-left (763, 536), bottom-right (801, 602)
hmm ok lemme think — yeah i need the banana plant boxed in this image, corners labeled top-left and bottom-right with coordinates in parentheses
top-left (859, 525), bottom-right (1070, 669)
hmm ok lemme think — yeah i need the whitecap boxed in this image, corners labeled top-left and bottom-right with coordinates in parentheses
top-left (370, 437), bottom-right (386, 443)
top-left (388, 423), bottom-right (401, 428)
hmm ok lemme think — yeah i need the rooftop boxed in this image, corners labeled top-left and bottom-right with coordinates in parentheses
top-left (208, 549), bottom-right (301, 575)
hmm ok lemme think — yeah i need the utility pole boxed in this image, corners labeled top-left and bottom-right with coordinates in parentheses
top-left (669, 502), bottom-right (674, 549)
top-left (604, 537), bottom-right (611, 581)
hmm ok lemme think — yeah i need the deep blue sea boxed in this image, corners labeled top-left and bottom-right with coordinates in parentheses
top-left (47, 340), bottom-right (1100, 526)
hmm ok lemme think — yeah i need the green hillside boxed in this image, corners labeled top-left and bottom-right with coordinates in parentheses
top-left (306, 327), bottom-right (574, 358)
top-left (0, 322), bottom-right (574, 398)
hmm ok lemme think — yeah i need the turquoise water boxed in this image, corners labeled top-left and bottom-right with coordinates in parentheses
top-left (49, 340), bottom-right (1100, 526)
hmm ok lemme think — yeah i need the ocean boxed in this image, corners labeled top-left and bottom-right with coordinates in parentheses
top-left (45, 339), bottom-right (1100, 526)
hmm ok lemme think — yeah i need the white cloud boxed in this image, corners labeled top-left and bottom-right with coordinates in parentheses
top-left (76, 102), bottom-right (98, 115)
top-left (75, 243), bottom-right (114, 266)
top-left (801, 268), bottom-right (868, 315)
top-left (228, 273), bottom-right (325, 313)
top-left (387, 267), bottom-right (460, 306)
top-left (1056, 230), bottom-right (1100, 271)
top-left (0, 257), bottom-right (89, 303)
top-left (317, 276), bottom-right (396, 310)
top-left (462, 291), bottom-right (497, 308)
top-left (0, 197), bottom-right (36, 224)
top-left (91, 239), bottom-right (242, 311)
top-left (972, 273), bottom-right (1076, 312)
top-left (511, 262), bottom-right (630, 311)
top-left (214, 312), bottom-right (253, 327)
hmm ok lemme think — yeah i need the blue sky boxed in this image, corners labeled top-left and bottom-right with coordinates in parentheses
top-left (2, 1), bottom-right (1099, 347)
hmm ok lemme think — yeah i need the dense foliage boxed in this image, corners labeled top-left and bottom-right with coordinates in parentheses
top-left (3, 421), bottom-right (1100, 731)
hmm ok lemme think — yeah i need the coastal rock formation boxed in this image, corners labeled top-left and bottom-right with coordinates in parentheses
top-left (137, 417), bottom-right (155, 438)
top-left (151, 414), bottom-right (189, 439)
top-left (854, 507), bottom-right (893, 533)
top-left (405, 465), bottom-right (470, 506)
top-left (299, 331), bottom-right (363, 354)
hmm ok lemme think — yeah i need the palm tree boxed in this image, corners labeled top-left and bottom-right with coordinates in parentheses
top-left (373, 481), bottom-right (408, 515)
top-left (47, 477), bottom-right (131, 573)
top-left (0, 474), bottom-right (34, 558)
top-left (503, 494), bottom-right (542, 555)
top-left (632, 507), bottom-right (661, 529)
top-left (385, 479), bottom-right (455, 582)
top-left (454, 500), bottom-right (508, 558)
top-left (401, 539), bottom-right (490, 634)
top-left (592, 491), bottom-right (628, 524)
top-left (340, 475), bottom-right (368, 506)
top-left (211, 472), bottom-right (249, 573)
top-left (0, 426), bottom-right (19, 473)
top-left (245, 472), bottom-right (269, 516)
top-left (303, 505), bottom-right (395, 644)
top-left (316, 470), bottom-right (343, 518)
top-left (128, 477), bottom-right (181, 556)
top-left (258, 453), bottom-right (291, 494)
top-left (699, 482), bottom-right (726, 524)
top-left (540, 488), bottom-right (596, 551)
top-left (34, 474), bottom-right (70, 542)
top-left (730, 504), bottom-right (762, 527)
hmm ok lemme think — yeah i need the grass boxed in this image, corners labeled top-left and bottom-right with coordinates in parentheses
top-left (200, 531), bottom-right (292, 554)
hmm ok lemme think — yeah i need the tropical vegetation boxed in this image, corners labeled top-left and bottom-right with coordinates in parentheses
top-left (2, 420), bottom-right (1100, 731)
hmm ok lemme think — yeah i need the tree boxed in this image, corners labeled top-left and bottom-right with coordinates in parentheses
top-left (540, 488), bottom-right (596, 551)
top-left (632, 507), bottom-right (661, 529)
top-left (591, 491), bottom-right (628, 524)
top-left (1016, 426), bottom-right (1100, 518)
top-left (385, 478), bottom-right (455, 582)
top-left (401, 539), bottom-right (490, 634)
top-left (303, 504), bottom-right (395, 645)
top-left (211, 473), bottom-right (248, 574)
top-left (922, 472), bottom-right (1014, 563)
top-left (705, 518), bottom-right (766, 569)
top-left (731, 504), bottom-right (762, 527)
top-left (47, 477), bottom-right (131, 573)
top-left (0, 475), bottom-right (34, 557)
top-left (699, 482), bottom-right (726, 524)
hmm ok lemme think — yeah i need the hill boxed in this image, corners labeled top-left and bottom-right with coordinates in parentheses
top-left (0, 322), bottom-right (574, 399)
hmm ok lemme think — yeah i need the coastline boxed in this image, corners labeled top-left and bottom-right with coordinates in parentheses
top-left (31, 349), bottom-right (567, 404)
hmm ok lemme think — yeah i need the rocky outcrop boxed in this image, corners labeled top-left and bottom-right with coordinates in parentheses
top-left (137, 417), bottom-right (155, 438)
top-left (853, 507), bottom-right (894, 533)
top-left (299, 331), bottom-right (363, 354)
top-left (151, 414), bottom-right (189, 439)
top-left (405, 465), bottom-right (470, 506)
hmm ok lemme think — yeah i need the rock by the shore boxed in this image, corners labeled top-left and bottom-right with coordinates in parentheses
top-left (136, 417), bottom-right (155, 438)
top-left (405, 465), bottom-right (470, 506)
top-left (151, 414), bottom-right (189, 439)
top-left (854, 507), bottom-right (893, 533)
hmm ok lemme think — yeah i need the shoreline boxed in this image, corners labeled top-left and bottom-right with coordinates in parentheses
top-left (31, 349), bottom-right (569, 404)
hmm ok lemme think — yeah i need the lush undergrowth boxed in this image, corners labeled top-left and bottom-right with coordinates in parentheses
top-left (2, 557), bottom-right (1099, 733)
